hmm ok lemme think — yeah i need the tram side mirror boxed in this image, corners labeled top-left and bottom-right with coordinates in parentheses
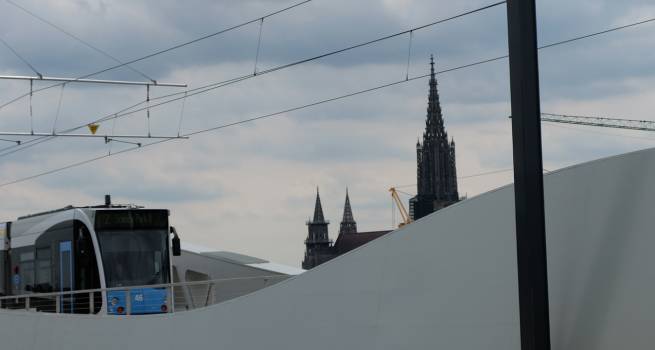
top-left (170, 226), bottom-right (181, 256)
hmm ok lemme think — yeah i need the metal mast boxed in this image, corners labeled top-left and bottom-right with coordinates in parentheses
top-left (506, 1), bottom-right (551, 350)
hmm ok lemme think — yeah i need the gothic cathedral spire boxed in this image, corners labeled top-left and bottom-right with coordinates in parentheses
top-left (410, 55), bottom-right (460, 220)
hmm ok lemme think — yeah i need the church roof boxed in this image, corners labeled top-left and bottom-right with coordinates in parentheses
top-left (333, 230), bottom-right (392, 255)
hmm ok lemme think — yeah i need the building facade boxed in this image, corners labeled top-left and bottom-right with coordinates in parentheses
top-left (302, 190), bottom-right (390, 269)
top-left (410, 56), bottom-right (460, 220)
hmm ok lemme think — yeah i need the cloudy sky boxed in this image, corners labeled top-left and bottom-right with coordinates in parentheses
top-left (0, 0), bottom-right (654, 267)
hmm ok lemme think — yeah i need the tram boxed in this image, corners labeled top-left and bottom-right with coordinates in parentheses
top-left (0, 196), bottom-right (181, 314)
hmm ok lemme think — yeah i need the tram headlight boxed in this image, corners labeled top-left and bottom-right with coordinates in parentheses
top-left (161, 304), bottom-right (168, 312)
top-left (111, 297), bottom-right (119, 306)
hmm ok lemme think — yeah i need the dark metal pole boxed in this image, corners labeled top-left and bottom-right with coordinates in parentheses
top-left (506, 1), bottom-right (551, 350)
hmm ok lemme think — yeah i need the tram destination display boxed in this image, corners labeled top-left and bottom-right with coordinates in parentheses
top-left (95, 210), bottom-right (169, 231)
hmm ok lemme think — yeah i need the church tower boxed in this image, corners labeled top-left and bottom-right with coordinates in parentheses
top-left (339, 189), bottom-right (357, 235)
top-left (302, 188), bottom-right (334, 269)
top-left (410, 56), bottom-right (460, 220)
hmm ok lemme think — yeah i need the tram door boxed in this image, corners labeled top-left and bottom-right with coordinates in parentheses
top-left (59, 241), bottom-right (74, 313)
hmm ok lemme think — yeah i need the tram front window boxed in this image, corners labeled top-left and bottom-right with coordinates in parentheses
top-left (97, 230), bottom-right (170, 288)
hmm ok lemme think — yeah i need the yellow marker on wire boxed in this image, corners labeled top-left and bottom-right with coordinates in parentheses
top-left (87, 123), bottom-right (99, 135)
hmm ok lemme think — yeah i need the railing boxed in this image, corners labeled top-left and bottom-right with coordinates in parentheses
top-left (0, 275), bottom-right (289, 316)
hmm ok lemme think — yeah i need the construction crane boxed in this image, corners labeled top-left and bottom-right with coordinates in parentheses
top-left (389, 187), bottom-right (412, 228)
top-left (510, 113), bottom-right (655, 132)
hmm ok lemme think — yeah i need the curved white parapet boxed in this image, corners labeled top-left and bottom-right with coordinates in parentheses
top-left (2, 148), bottom-right (655, 349)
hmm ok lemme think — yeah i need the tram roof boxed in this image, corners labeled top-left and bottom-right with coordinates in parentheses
top-left (17, 204), bottom-right (146, 220)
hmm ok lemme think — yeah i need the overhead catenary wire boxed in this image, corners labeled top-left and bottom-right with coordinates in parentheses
top-left (0, 0), bottom-right (315, 112)
top-left (0, 60), bottom-right (592, 187)
top-left (93, 0), bottom-right (507, 125)
top-left (90, 1), bottom-right (655, 131)
top-left (459, 168), bottom-right (514, 179)
top-left (0, 0), bottom-right (317, 154)
top-left (139, 1), bottom-right (508, 105)
top-left (2, 1), bottom-right (653, 126)
top-left (0, 68), bottom-right (462, 187)
top-left (538, 17), bottom-right (655, 50)
top-left (5, 0), bottom-right (155, 83)
top-left (0, 1), bottom-right (508, 157)
top-left (0, 36), bottom-right (42, 77)
top-left (0, 7), bottom-right (650, 159)
top-left (393, 166), bottom-right (551, 192)
top-left (1, 8), bottom-right (654, 186)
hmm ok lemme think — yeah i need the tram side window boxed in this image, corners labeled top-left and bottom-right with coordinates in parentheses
top-left (35, 247), bottom-right (52, 292)
top-left (19, 251), bottom-right (34, 292)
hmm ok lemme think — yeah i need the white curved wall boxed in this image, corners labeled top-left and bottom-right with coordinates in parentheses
top-left (2, 148), bottom-right (655, 349)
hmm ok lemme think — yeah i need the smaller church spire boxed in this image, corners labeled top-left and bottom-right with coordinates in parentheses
top-left (303, 187), bottom-right (332, 270)
top-left (342, 188), bottom-right (354, 222)
top-left (312, 187), bottom-right (326, 223)
top-left (339, 188), bottom-right (357, 235)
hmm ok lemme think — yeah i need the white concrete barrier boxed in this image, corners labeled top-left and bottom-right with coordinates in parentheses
top-left (2, 148), bottom-right (655, 349)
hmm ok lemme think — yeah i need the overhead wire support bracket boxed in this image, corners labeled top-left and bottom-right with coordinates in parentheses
top-left (104, 137), bottom-right (142, 147)
top-left (0, 132), bottom-right (188, 140)
top-left (0, 75), bottom-right (186, 87)
top-left (146, 85), bottom-right (151, 137)
top-left (253, 17), bottom-right (265, 75)
top-left (29, 79), bottom-right (34, 134)
top-left (0, 138), bottom-right (20, 145)
top-left (405, 30), bottom-right (414, 81)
